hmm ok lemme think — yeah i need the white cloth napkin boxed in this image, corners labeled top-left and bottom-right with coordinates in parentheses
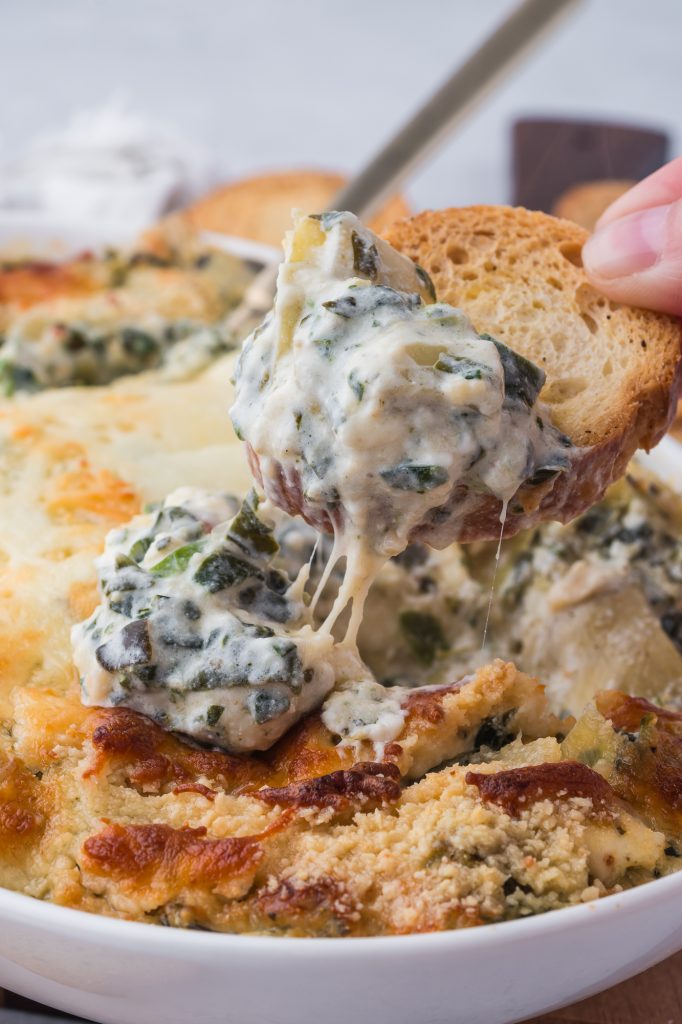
top-left (0, 98), bottom-right (219, 233)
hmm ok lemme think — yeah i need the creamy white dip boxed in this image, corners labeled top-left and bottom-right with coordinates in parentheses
top-left (72, 489), bottom-right (342, 752)
top-left (75, 212), bottom-right (576, 753)
top-left (231, 211), bottom-right (572, 639)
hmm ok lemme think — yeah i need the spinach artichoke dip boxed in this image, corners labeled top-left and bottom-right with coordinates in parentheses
top-left (2, 209), bottom-right (680, 939)
top-left (75, 212), bottom-right (579, 752)
top-left (72, 489), bottom-right (341, 751)
top-left (230, 212), bottom-right (574, 641)
top-left (0, 231), bottom-right (253, 393)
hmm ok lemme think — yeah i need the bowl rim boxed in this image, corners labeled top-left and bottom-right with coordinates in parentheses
top-left (0, 217), bottom-right (282, 269)
top-left (1, 869), bottom-right (681, 955)
top-left (198, 230), bottom-right (280, 266)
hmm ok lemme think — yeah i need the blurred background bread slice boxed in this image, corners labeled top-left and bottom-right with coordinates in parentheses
top-left (512, 118), bottom-right (668, 217)
top-left (179, 169), bottom-right (409, 247)
top-left (553, 178), bottom-right (634, 231)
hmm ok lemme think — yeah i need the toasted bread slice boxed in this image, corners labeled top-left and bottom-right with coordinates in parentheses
top-left (181, 169), bottom-right (409, 247)
top-left (386, 206), bottom-right (682, 543)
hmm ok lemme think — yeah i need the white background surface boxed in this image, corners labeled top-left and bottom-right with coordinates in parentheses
top-left (1, 0), bottom-right (680, 210)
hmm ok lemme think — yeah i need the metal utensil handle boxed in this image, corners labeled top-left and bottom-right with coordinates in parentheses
top-left (335, 0), bottom-right (581, 220)
top-left (229, 0), bottom-right (580, 330)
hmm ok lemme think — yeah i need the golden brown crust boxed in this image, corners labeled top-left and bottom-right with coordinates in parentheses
top-left (254, 761), bottom-right (401, 814)
top-left (86, 706), bottom-right (266, 795)
top-left (254, 877), bottom-right (359, 935)
top-left (466, 760), bottom-right (617, 819)
top-left (45, 465), bottom-right (140, 526)
top-left (81, 661), bottom-right (563, 800)
top-left (386, 206), bottom-right (682, 544)
top-left (0, 676), bottom-right (674, 934)
top-left (0, 232), bottom-right (249, 343)
top-left (81, 823), bottom-right (267, 900)
top-left (595, 692), bottom-right (682, 836)
top-left (180, 170), bottom-right (410, 248)
top-left (0, 259), bottom-right (99, 319)
top-left (0, 754), bottom-right (46, 861)
top-left (599, 692), bottom-right (682, 733)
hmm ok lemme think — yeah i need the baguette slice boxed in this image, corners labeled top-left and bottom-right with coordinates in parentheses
top-left (386, 206), bottom-right (682, 544)
top-left (181, 170), bottom-right (409, 247)
top-left (552, 179), bottom-right (633, 231)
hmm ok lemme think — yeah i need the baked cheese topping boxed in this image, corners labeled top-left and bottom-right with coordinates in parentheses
top-left (231, 211), bottom-right (573, 639)
top-left (0, 246), bottom-right (252, 393)
top-left (4, 360), bottom-right (679, 935)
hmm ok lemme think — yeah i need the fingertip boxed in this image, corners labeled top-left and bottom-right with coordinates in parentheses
top-left (583, 206), bottom-right (668, 281)
top-left (583, 199), bottom-right (682, 317)
top-left (594, 155), bottom-right (682, 229)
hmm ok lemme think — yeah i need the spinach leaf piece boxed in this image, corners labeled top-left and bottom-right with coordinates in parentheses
top-left (348, 370), bottom-right (365, 401)
top-left (150, 541), bottom-right (204, 577)
top-left (194, 549), bottom-right (254, 593)
top-left (206, 704), bottom-right (225, 726)
top-left (323, 286), bottom-right (420, 320)
top-left (247, 689), bottom-right (291, 724)
top-left (309, 211), bottom-right (343, 229)
top-left (96, 619), bottom-right (152, 672)
top-left (62, 327), bottom-right (89, 352)
top-left (120, 327), bottom-right (160, 359)
top-left (415, 263), bottom-right (437, 302)
top-left (399, 611), bottom-right (448, 666)
top-left (473, 709), bottom-right (518, 751)
top-left (314, 337), bottom-right (336, 360)
top-left (351, 230), bottom-right (380, 281)
top-left (229, 490), bottom-right (279, 556)
top-left (482, 334), bottom-right (545, 407)
top-left (322, 295), bottom-right (357, 319)
top-left (381, 463), bottom-right (448, 493)
top-left (0, 361), bottom-right (38, 396)
top-left (129, 536), bottom-right (153, 564)
top-left (435, 353), bottom-right (486, 380)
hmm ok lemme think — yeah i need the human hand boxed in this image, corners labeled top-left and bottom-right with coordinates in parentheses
top-left (582, 156), bottom-right (682, 317)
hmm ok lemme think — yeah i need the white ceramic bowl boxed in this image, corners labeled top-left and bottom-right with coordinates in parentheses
top-left (0, 871), bottom-right (681, 1024)
top-left (0, 222), bottom-right (680, 1023)
top-left (0, 213), bottom-right (280, 267)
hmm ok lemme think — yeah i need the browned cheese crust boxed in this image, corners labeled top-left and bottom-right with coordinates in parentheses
top-left (0, 658), bottom-right (676, 934)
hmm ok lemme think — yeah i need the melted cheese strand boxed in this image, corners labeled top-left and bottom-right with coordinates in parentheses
top-left (481, 499), bottom-right (509, 650)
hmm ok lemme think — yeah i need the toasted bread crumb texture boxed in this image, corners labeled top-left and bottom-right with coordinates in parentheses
top-left (1, 669), bottom-right (676, 935)
top-left (386, 206), bottom-right (681, 452)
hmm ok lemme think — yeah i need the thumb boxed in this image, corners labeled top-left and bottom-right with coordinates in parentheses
top-left (582, 196), bottom-right (682, 317)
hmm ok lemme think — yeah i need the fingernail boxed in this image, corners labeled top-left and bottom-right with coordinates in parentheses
top-left (583, 203), bottom-right (670, 280)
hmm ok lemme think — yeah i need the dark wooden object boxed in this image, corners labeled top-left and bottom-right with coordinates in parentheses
top-left (512, 118), bottom-right (669, 212)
